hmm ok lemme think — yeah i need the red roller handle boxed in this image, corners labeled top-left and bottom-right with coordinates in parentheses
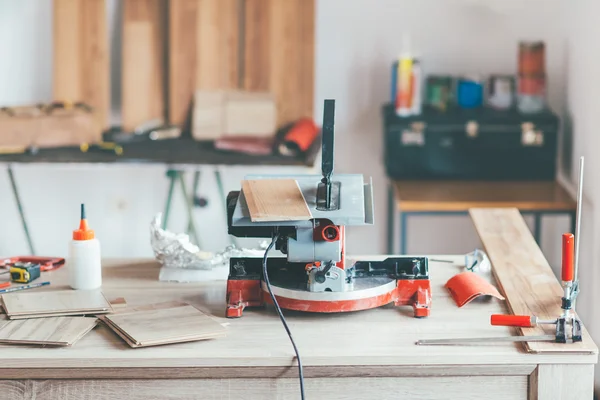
top-left (491, 314), bottom-right (534, 327)
top-left (562, 233), bottom-right (575, 282)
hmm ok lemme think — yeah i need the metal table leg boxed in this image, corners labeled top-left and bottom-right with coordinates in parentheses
top-left (533, 213), bottom-right (542, 244)
top-left (187, 170), bottom-right (201, 236)
top-left (162, 170), bottom-right (178, 230)
top-left (214, 168), bottom-right (236, 246)
top-left (7, 166), bottom-right (35, 255)
top-left (163, 169), bottom-right (201, 247)
top-left (400, 212), bottom-right (408, 255)
top-left (179, 172), bottom-right (200, 246)
top-left (570, 211), bottom-right (577, 236)
top-left (387, 183), bottom-right (394, 254)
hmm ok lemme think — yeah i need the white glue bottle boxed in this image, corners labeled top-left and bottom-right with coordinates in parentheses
top-left (69, 204), bottom-right (102, 290)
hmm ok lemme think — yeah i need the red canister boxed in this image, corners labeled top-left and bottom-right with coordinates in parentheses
top-left (519, 41), bottom-right (546, 75)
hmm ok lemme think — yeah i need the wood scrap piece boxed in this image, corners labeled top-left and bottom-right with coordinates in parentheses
top-left (0, 317), bottom-right (97, 346)
top-left (242, 179), bottom-right (312, 222)
top-left (53, 0), bottom-right (110, 129)
top-left (168, 0), bottom-right (240, 127)
top-left (469, 208), bottom-right (597, 354)
top-left (244, 0), bottom-right (315, 126)
top-left (103, 304), bottom-right (226, 348)
top-left (122, 0), bottom-right (167, 132)
top-left (1, 290), bottom-right (113, 320)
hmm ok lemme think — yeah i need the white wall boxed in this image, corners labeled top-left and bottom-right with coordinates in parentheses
top-left (564, 0), bottom-right (600, 386)
top-left (0, 0), bottom-right (571, 266)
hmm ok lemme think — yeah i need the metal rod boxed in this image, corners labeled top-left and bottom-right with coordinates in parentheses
top-left (574, 156), bottom-right (584, 286)
top-left (7, 166), bottom-right (35, 255)
top-left (416, 335), bottom-right (556, 346)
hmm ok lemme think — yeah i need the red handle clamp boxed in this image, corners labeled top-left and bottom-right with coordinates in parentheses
top-left (491, 314), bottom-right (534, 327)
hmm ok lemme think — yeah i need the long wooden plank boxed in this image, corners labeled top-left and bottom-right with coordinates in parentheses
top-left (469, 208), bottom-right (597, 354)
top-left (168, 0), bottom-right (240, 127)
top-left (0, 376), bottom-right (528, 400)
top-left (53, 0), bottom-right (110, 129)
top-left (244, 0), bottom-right (315, 127)
top-left (242, 179), bottom-right (312, 222)
top-left (122, 0), bottom-right (166, 132)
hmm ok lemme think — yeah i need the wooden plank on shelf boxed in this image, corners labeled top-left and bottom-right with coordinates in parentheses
top-left (469, 208), bottom-right (597, 354)
top-left (244, 0), bottom-right (315, 127)
top-left (242, 179), bottom-right (312, 222)
top-left (1, 290), bottom-right (113, 319)
top-left (103, 303), bottom-right (226, 348)
top-left (122, 0), bottom-right (167, 132)
top-left (0, 316), bottom-right (97, 346)
top-left (168, 0), bottom-right (240, 128)
top-left (53, 0), bottom-right (110, 129)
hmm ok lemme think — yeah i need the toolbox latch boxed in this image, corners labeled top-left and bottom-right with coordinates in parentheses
top-left (465, 121), bottom-right (479, 138)
top-left (400, 121), bottom-right (425, 146)
top-left (521, 122), bottom-right (544, 146)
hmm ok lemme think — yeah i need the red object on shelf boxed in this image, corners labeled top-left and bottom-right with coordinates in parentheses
top-left (0, 256), bottom-right (65, 272)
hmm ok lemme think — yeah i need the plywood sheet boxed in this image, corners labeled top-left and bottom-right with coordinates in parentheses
top-left (469, 208), bottom-right (597, 354)
top-left (103, 303), bottom-right (226, 347)
top-left (53, 0), bottom-right (110, 129)
top-left (242, 179), bottom-right (312, 222)
top-left (1, 290), bottom-right (113, 319)
top-left (0, 316), bottom-right (97, 346)
top-left (168, 0), bottom-right (240, 127)
top-left (122, 0), bottom-right (167, 132)
top-left (244, 0), bottom-right (315, 126)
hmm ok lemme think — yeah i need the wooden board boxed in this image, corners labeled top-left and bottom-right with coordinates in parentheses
top-left (0, 376), bottom-right (528, 400)
top-left (53, 0), bottom-right (110, 129)
top-left (393, 181), bottom-right (576, 212)
top-left (242, 179), bottom-right (312, 222)
top-left (168, 0), bottom-right (240, 127)
top-left (469, 208), bottom-right (597, 354)
top-left (122, 0), bottom-right (167, 132)
top-left (244, 0), bottom-right (315, 127)
top-left (1, 290), bottom-right (113, 319)
top-left (0, 317), bottom-right (97, 346)
top-left (103, 302), bottom-right (226, 347)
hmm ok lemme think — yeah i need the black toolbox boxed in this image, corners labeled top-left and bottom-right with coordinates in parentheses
top-left (382, 104), bottom-right (560, 180)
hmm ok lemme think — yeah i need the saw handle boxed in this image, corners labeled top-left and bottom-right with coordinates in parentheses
top-left (491, 314), bottom-right (534, 327)
top-left (562, 233), bottom-right (575, 282)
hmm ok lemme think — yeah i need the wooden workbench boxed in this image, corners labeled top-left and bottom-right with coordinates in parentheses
top-left (0, 210), bottom-right (596, 399)
top-left (388, 180), bottom-right (576, 253)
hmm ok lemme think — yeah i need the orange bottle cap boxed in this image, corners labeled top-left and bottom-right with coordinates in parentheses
top-left (73, 204), bottom-right (95, 241)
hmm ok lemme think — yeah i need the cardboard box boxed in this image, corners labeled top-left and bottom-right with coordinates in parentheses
top-left (192, 90), bottom-right (277, 140)
top-left (0, 104), bottom-right (102, 148)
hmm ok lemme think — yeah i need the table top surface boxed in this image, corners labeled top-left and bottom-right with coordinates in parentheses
top-left (0, 257), bottom-right (595, 379)
top-left (391, 180), bottom-right (576, 212)
top-left (0, 138), bottom-right (317, 167)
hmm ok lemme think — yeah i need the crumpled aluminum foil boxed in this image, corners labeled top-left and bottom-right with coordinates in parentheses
top-left (150, 213), bottom-right (267, 270)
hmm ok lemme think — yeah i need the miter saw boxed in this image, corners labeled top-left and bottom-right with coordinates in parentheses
top-left (225, 99), bottom-right (431, 318)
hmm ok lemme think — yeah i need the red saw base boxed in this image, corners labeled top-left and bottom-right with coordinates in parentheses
top-left (226, 278), bottom-right (431, 318)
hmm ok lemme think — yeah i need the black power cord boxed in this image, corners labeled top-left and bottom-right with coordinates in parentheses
top-left (262, 232), bottom-right (305, 399)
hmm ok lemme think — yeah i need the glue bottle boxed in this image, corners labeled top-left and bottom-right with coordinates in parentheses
top-left (69, 204), bottom-right (102, 290)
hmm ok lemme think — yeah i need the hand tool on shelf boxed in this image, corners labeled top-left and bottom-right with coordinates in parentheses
top-left (417, 156), bottom-right (585, 346)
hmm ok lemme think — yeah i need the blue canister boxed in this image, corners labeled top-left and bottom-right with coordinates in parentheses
top-left (457, 77), bottom-right (484, 108)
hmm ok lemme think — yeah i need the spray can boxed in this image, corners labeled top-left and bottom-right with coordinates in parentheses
top-left (69, 204), bottom-right (102, 290)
